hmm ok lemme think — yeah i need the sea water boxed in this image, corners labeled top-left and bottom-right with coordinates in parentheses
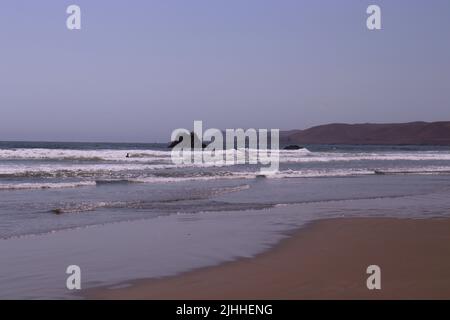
top-left (1, 142), bottom-right (450, 298)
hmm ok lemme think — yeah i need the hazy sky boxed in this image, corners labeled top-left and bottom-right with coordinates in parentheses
top-left (1, 0), bottom-right (449, 142)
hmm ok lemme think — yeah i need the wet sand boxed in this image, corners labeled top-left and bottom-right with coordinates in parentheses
top-left (87, 217), bottom-right (450, 299)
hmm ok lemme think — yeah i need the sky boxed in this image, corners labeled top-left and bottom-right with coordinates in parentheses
top-left (0, 0), bottom-right (449, 142)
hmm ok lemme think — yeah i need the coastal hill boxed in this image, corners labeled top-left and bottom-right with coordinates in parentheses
top-left (282, 121), bottom-right (450, 146)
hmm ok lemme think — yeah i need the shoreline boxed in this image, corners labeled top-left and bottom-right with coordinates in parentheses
top-left (86, 217), bottom-right (450, 299)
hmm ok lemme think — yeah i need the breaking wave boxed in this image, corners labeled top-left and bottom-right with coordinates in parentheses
top-left (2, 166), bottom-right (450, 191)
top-left (2, 148), bottom-right (450, 166)
top-left (0, 181), bottom-right (96, 190)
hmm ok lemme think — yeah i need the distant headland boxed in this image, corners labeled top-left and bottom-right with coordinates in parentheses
top-left (281, 121), bottom-right (450, 146)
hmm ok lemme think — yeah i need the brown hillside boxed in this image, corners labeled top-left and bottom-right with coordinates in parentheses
top-left (282, 122), bottom-right (450, 145)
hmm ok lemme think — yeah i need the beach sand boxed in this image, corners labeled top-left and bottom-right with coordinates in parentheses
top-left (87, 217), bottom-right (450, 299)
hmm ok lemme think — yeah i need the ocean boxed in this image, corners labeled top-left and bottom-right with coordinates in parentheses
top-left (1, 141), bottom-right (450, 298)
top-left (1, 141), bottom-right (450, 239)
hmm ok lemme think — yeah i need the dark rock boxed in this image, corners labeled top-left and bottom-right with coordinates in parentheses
top-left (168, 132), bottom-right (208, 149)
top-left (52, 208), bottom-right (63, 215)
top-left (283, 145), bottom-right (304, 150)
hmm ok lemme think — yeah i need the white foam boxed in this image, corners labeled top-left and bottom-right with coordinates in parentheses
top-left (2, 148), bottom-right (450, 164)
top-left (280, 151), bottom-right (450, 163)
top-left (0, 148), bottom-right (171, 162)
top-left (0, 163), bottom-right (184, 177)
top-left (0, 181), bottom-right (96, 190)
top-left (131, 172), bottom-right (256, 183)
top-left (2, 148), bottom-right (450, 183)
